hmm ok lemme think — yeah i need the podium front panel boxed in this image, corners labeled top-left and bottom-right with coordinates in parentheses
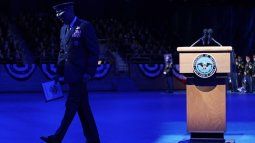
top-left (187, 84), bottom-right (226, 133)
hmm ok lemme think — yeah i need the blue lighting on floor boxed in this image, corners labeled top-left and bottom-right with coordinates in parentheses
top-left (0, 91), bottom-right (254, 143)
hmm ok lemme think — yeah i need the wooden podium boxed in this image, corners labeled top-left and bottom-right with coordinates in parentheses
top-left (177, 46), bottom-right (232, 142)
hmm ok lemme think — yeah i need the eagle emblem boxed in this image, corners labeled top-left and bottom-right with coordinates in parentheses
top-left (197, 62), bottom-right (212, 70)
top-left (193, 54), bottom-right (217, 78)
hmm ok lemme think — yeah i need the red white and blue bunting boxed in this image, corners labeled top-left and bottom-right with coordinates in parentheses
top-left (4, 64), bottom-right (36, 81)
top-left (41, 64), bottom-right (57, 79)
top-left (2, 64), bottom-right (186, 82)
top-left (138, 64), bottom-right (165, 78)
top-left (95, 63), bottom-right (111, 79)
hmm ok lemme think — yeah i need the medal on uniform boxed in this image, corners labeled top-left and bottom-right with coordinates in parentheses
top-left (72, 26), bottom-right (81, 38)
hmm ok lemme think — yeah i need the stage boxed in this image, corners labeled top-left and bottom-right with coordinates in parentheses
top-left (0, 91), bottom-right (254, 143)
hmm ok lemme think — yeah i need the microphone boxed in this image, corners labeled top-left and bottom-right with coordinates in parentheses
top-left (207, 28), bottom-right (213, 45)
top-left (202, 29), bottom-right (208, 45)
top-left (190, 29), bottom-right (211, 47)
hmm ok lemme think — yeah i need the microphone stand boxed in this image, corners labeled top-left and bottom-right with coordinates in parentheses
top-left (211, 38), bottom-right (222, 46)
top-left (207, 28), bottom-right (222, 46)
top-left (190, 29), bottom-right (222, 47)
top-left (190, 37), bottom-right (204, 47)
top-left (190, 29), bottom-right (207, 47)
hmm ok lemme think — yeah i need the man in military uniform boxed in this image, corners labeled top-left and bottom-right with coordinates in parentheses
top-left (163, 54), bottom-right (173, 93)
top-left (228, 50), bottom-right (238, 92)
top-left (40, 1), bottom-right (100, 143)
top-left (244, 56), bottom-right (253, 93)
top-left (236, 55), bottom-right (245, 89)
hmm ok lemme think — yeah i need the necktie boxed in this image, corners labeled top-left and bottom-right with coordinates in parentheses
top-left (65, 25), bottom-right (70, 35)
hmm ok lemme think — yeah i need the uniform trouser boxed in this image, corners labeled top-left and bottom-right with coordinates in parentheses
top-left (167, 76), bottom-right (173, 93)
top-left (55, 81), bottom-right (100, 143)
top-left (244, 76), bottom-right (253, 93)
top-left (253, 77), bottom-right (255, 92)
top-left (231, 73), bottom-right (238, 91)
top-left (237, 74), bottom-right (243, 88)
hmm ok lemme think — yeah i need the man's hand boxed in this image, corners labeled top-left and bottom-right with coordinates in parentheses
top-left (53, 75), bottom-right (65, 85)
top-left (53, 75), bottom-right (60, 85)
top-left (83, 74), bottom-right (92, 82)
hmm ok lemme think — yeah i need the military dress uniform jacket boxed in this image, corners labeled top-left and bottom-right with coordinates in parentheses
top-left (244, 61), bottom-right (253, 76)
top-left (253, 61), bottom-right (255, 77)
top-left (236, 59), bottom-right (244, 76)
top-left (57, 18), bottom-right (99, 83)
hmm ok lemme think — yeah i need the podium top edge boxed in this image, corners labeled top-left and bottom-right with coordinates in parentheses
top-left (177, 46), bottom-right (233, 52)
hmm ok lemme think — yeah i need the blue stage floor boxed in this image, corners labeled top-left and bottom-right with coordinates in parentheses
top-left (0, 91), bottom-right (254, 143)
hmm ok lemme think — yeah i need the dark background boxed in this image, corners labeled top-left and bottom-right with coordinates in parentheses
top-left (1, 0), bottom-right (255, 57)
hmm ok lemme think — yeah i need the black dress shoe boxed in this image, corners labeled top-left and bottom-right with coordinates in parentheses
top-left (40, 135), bottom-right (61, 143)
